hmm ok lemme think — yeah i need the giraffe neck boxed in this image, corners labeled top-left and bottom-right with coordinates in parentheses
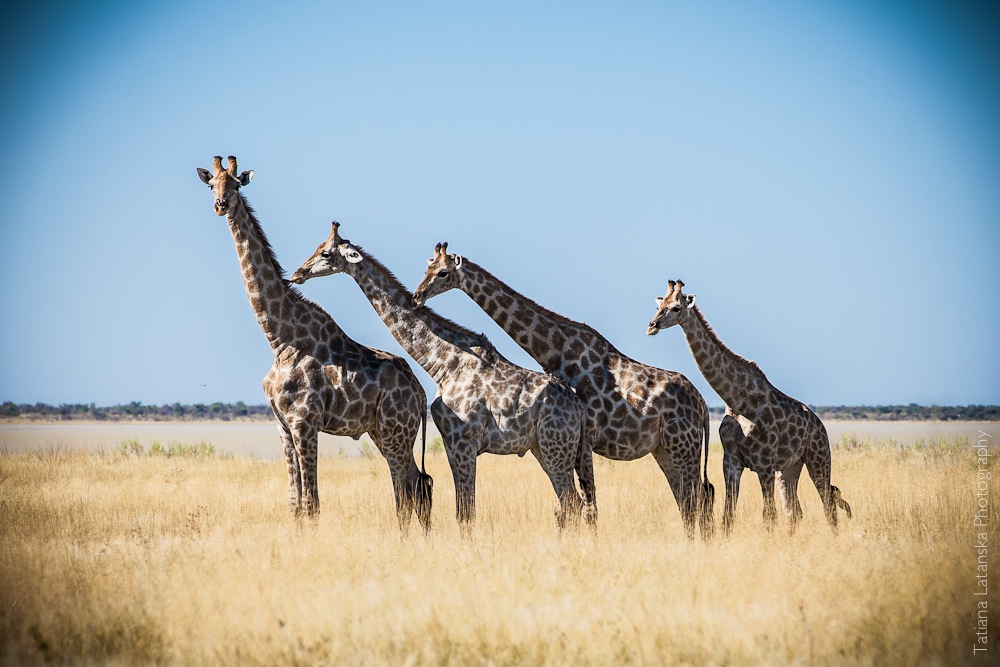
top-left (347, 248), bottom-right (497, 385)
top-left (456, 260), bottom-right (607, 374)
top-left (227, 195), bottom-right (349, 352)
top-left (679, 305), bottom-right (768, 414)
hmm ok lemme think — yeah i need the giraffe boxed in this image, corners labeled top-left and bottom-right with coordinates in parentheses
top-left (290, 226), bottom-right (596, 529)
top-left (196, 156), bottom-right (432, 530)
top-left (646, 279), bottom-right (852, 533)
top-left (413, 245), bottom-right (713, 539)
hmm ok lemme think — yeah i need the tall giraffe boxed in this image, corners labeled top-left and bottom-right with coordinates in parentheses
top-left (290, 226), bottom-right (596, 528)
top-left (196, 156), bottom-right (431, 529)
top-left (646, 279), bottom-right (851, 533)
top-left (413, 245), bottom-right (713, 539)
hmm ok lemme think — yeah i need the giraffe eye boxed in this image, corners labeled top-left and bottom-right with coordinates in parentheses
top-left (438, 270), bottom-right (450, 278)
top-left (320, 250), bottom-right (332, 259)
top-left (670, 306), bottom-right (681, 312)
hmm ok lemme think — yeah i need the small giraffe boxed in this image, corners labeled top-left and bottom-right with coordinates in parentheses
top-left (646, 279), bottom-right (852, 533)
top-left (291, 227), bottom-right (596, 529)
top-left (413, 246), bottom-right (713, 539)
top-left (196, 156), bottom-right (432, 529)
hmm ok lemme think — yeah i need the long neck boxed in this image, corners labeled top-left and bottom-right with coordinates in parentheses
top-left (228, 195), bottom-right (350, 352)
top-left (679, 305), bottom-right (769, 412)
top-left (456, 260), bottom-right (609, 373)
top-left (347, 251), bottom-right (496, 385)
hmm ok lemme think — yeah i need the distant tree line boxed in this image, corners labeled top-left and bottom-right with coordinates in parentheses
top-left (1, 401), bottom-right (997, 423)
top-left (0, 401), bottom-right (273, 422)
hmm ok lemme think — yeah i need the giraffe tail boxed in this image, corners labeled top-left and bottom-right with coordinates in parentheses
top-left (831, 485), bottom-right (852, 519)
top-left (415, 404), bottom-right (433, 530)
top-left (699, 411), bottom-right (716, 537)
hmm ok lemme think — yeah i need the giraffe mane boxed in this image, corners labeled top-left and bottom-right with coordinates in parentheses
top-left (239, 195), bottom-right (343, 327)
top-left (691, 304), bottom-right (760, 371)
top-left (240, 197), bottom-right (288, 282)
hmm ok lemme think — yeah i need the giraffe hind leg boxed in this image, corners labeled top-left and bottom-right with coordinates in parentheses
top-left (375, 433), bottom-right (417, 534)
top-left (531, 443), bottom-right (581, 530)
top-left (777, 461), bottom-right (804, 534)
top-left (652, 446), bottom-right (697, 539)
top-left (804, 450), bottom-right (839, 531)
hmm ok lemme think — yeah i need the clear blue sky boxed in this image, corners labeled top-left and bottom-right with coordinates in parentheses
top-left (1, 1), bottom-right (997, 408)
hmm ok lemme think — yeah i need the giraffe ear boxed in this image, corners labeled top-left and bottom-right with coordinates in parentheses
top-left (427, 258), bottom-right (434, 266)
top-left (655, 296), bottom-right (664, 307)
top-left (685, 294), bottom-right (697, 308)
top-left (238, 170), bottom-right (254, 186)
top-left (196, 168), bottom-right (212, 185)
top-left (339, 244), bottom-right (363, 264)
top-left (454, 255), bottom-right (463, 269)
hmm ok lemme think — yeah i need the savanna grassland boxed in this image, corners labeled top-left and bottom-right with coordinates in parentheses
top-left (1, 431), bottom-right (997, 666)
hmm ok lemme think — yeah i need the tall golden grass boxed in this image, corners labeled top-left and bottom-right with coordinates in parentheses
top-left (0, 434), bottom-right (996, 665)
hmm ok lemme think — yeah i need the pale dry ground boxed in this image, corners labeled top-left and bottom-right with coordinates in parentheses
top-left (1, 419), bottom-right (992, 457)
top-left (0, 430), bottom-right (998, 665)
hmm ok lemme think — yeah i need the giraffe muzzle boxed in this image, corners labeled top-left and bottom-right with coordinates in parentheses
top-left (645, 322), bottom-right (660, 336)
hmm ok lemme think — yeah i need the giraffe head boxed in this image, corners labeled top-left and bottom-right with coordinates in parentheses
top-left (288, 222), bottom-right (365, 284)
top-left (196, 155), bottom-right (254, 216)
top-left (646, 279), bottom-right (696, 335)
top-left (411, 242), bottom-right (463, 308)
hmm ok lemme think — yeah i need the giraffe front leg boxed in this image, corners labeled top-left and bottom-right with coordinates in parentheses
top-left (719, 415), bottom-right (745, 535)
top-left (721, 451), bottom-right (744, 535)
top-left (443, 439), bottom-right (477, 528)
top-left (758, 469), bottom-right (778, 529)
top-left (277, 422), bottom-right (303, 517)
top-left (291, 422), bottom-right (321, 518)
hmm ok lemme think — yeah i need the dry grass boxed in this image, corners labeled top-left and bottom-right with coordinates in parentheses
top-left (0, 434), bottom-right (997, 666)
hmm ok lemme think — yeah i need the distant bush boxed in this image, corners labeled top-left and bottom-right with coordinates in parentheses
top-left (118, 438), bottom-right (216, 459)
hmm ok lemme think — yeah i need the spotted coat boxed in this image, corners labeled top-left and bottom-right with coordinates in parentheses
top-left (647, 279), bottom-right (852, 533)
top-left (413, 247), bottom-right (714, 539)
top-left (196, 156), bottom-right (431, 530)
top-left (291, 229), bottom-right (596, 528)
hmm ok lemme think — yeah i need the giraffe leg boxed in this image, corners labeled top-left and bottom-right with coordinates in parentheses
top-left (374, 432), bottom-right (417, 534)
top-left (758, 469), bottom-right (779, 529)
top-left (290, 421), bottom-right (321, 518)
top-left (576, 428), bottom-right (598, 527)
top-left (721, 450), bottom-right (744, 535)
top-left (443, 438), bottom-right (477, 527)
top-left (277, 421), bottom-right (303, 517)
top-left (652, 447), bottom-right (697, 539)
top-left (719, 415), bottom-right (745, 535)
top-left (536, 404), bottom-right (586, 529)
top-left (804, 446), bottom-right (839, 532)
top-left (726, 414), bottom-right (777, 529)
top-left (529, 444), bottom-right (580, 530)
top-left (777, 461), bottom-right (804, 534)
